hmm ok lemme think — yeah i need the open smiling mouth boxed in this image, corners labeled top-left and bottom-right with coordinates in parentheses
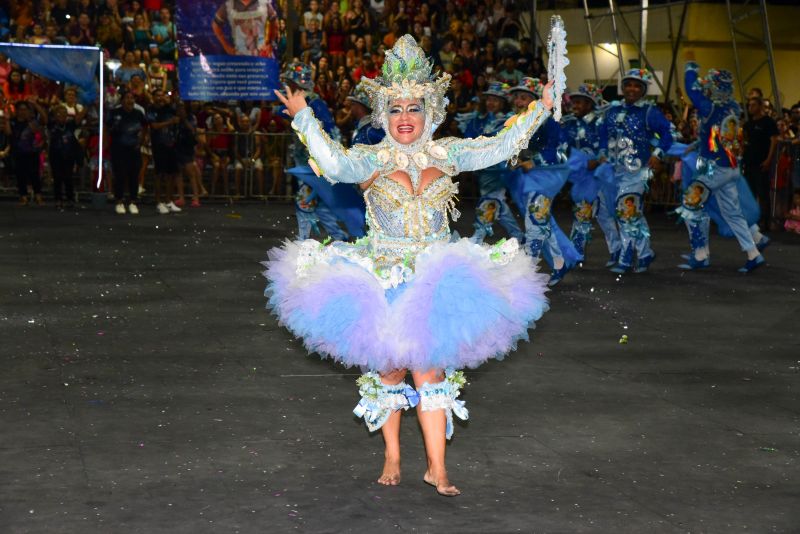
top-left (397, 125), bottom-right (415, 134)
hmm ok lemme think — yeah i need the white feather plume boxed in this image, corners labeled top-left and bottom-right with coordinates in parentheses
top-left (547, 15), bottom-right (569, 121)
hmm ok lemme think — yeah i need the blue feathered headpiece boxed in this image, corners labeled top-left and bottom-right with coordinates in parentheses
top-left (621, 68), bottom-right (653, 90)
top-left (509, 77), bottom-right (544, 99)
top-left (569, 83), bottom-right (603, 107)
top-left (281, 61), bottom-right (314, 91)
top-left (704, 68), bottom-right (734, 102)
top-left (346, 82), bottom-right (372, 110)
top-left (484, 81), bottom-right (510, 100)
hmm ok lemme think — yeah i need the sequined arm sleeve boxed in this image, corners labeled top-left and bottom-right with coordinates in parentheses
top-left (597, 108), bottom-right (612, 160)
top-left (684, 62), bottom-right (713, 118)
top-left (646, 105), bottom-right (676, 160)
top-left (291, 106), bottom-right (377, 184)
top-left (449, 100), bottom-right (551, 173)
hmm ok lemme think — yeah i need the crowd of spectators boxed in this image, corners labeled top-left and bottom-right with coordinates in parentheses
top-left (0, 0), bottom-right (798, 227)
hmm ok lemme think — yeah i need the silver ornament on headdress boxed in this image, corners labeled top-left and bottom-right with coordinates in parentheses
top-left (360, 35), bottom-right (451, 138)
top-left (704, 68), bottom-right (734, 102)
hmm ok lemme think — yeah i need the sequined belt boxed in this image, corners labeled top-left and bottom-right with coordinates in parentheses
top-left (370, 230), bottom-right (450, 270)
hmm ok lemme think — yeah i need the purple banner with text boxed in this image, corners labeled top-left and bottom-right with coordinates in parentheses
top-left (176, 0), bottom-right (282, 101)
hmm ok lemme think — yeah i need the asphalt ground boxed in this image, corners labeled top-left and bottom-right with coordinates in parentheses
top-left (0, 199), bottom-right (798, 533)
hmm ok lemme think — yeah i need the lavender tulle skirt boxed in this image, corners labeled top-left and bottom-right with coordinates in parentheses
top-left (263, 237), bottom-right (549, 373)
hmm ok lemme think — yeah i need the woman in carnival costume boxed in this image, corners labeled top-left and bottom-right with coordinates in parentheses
top-left (267, 35), bottom-right (556, 496)
top-left (675, 63), bottom-right (768, 272)
top-left (506, 77), bottom-right (582, 287)
top-left (561, 83), bottom-right (622, 264)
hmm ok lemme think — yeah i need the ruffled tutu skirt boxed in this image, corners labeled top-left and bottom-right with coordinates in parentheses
top-left (263, 237), bottom-right (549, 373)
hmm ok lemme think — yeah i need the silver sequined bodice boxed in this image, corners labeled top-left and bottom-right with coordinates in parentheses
top-left (364, 174), bottom-right (459, 269)
top-left (289, 100), bottom-right (551, 271)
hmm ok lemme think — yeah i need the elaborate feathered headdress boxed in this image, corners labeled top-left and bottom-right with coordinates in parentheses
top-left (510, 77), bottom-right (545, 99)
top-left (569, 83), bottom-right (604, 107)
top-left (281, 61), bottom-right (314, 91)
top-left (360, 35), bottom-right (451, 132)
top-left (704, 68), bottom-right (734, 102)
top-left (484, 81), bottom-right (511, 100)
top-left (346, 82), bottom-right (372, 110)
top-left (621, 68), bottom-right (653, 90)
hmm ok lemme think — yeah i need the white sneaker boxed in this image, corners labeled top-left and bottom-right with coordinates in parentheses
top-left (128, 202), bottom-right (139, 215)
top-left (166, 201), bottom-right (182, 213)
top-left (156, 202), bottom-right (170, 214)
top-left (138, 185), bottom-right (146, 195)
top-left (115, 202), bottom-right (126, 215)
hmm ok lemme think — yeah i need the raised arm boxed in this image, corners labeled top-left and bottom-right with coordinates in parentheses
top-left (450, 99), bottom-right (551, 173)
top-left (28, 98), bottom-right (48, 127)
top-left (277, 86), bottom-right (376, 184)
top-left (684, 62), bottom-right (712, 118)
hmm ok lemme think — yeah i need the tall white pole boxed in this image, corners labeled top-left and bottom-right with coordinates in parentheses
top-left (97, 48), bottom-right (104, 189)
top-left (640, 0), bottom-right (649, 59)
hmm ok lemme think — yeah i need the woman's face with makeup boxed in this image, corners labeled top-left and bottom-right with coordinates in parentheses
top-left (387, 98), bottom-right (425, 144)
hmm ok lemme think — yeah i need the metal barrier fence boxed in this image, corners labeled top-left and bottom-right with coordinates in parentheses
top-left (646, 158), bottom-right (682, 208)
top-left (1, 131), bottom-right (797, 229)
top-left (0, 130), bottom-right (297, 202)
top-left (191, 131), bottom-right (294, 200)
top-left (0, 128), bottom-right (491, 204)
top-left (772, 139), bottom-right (799, 231)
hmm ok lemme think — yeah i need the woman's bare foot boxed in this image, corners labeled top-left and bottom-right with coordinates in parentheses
top-left (423, 470), bottom-right (460, 497)
top-left (377, 456), bottom-right (401, 486)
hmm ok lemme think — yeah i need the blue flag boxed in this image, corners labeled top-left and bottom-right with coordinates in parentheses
top-left (0, 43), bottom-right (100, 103)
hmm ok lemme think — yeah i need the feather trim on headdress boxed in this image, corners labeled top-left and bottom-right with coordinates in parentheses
top-left (360, 35), bottom-right (451, 133)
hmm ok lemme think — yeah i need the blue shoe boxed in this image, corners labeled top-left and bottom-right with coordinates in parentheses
top-left (609, 263), bottom-right (631, 274)
top-left (547, 265), bottom-right (570, 287)
top-left (678, 256), bottom-right (710, 270)
top-left (756, 235), bottom-right (770, 252)
top-left (634, 254), bottom-right (656, 273)
top-left (605, 250), bottom-right (621, 268)
top-left (738, 255), bottom-right (765, 273)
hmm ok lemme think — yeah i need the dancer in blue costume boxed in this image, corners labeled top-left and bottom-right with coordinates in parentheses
top-left (268, 35), bottom-right (558, 496)
top-left (347, 83), bottom-right (386, 146)
top-left (457, 82), bottom-right (525, 243)
top-left (671, 143), bottom-right (764, 264)
top-left (599, 69), bottom-right (674, 273)
top-left (282, 61), bottom-right (349, 241)
top-left (561, 83), bottom-right (622, 263)
top-left (507, 77), bottom-right (582, 287)
top-left (677, 63), bottom-right (768, 272)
